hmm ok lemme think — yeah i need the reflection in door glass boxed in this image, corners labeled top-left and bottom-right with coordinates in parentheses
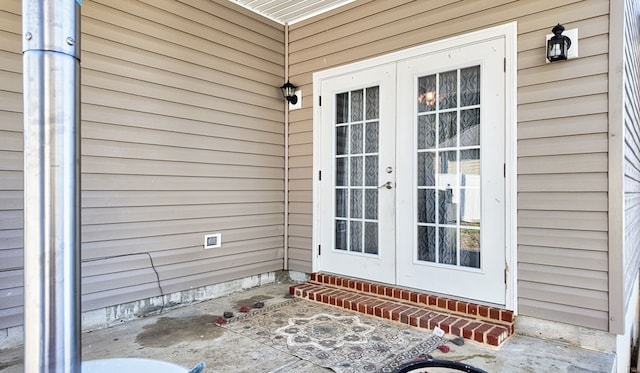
top-left (460, 109), bottom-right (480, 146)
top-left (335, 86), bottom-right (380, 255)
top-left (416, 66), bottom-right (481, 269)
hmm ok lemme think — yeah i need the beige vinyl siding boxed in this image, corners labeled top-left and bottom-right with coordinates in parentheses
top-left (79, 0), bottom-right (285, 310)
top-left (288, 0), bottom-right (610, 330)
top-left (0, 0), bottom-right (284, 329)
top-left (0, 3), bottom-right (23, 330)
top-left (288, 122), bottom-right (313, 271)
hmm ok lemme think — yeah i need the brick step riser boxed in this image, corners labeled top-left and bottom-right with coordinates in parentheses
top-left (291, 284), bottom-right (511, 347)
top-left (307, 273), bottom-right (513, 326)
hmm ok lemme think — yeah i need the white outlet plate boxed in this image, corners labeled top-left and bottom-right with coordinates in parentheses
top-left (204, 233), bottom-right (221, 249)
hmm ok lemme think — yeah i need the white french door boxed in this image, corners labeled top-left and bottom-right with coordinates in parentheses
top-left (316, 35), bottom-right (507, 305)
top-left (318, 63), bottom-right (397, 284)
top-left (395, 38), bottom-right (506, 305)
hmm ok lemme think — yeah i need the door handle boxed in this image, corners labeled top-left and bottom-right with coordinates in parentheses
top-left (378, 181), bottom-right (393, 189)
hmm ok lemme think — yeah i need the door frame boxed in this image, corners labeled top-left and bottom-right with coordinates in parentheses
top-left (311, 22), bottom-right (518, 311)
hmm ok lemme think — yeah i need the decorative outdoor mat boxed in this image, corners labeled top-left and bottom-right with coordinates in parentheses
top-left (220, 299), bottom-right (445, 373)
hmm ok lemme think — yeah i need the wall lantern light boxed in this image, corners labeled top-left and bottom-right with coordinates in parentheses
top-left (547, 24), bottom-right (572, 62)
top-left (281, 80), bottom-right (298, 105)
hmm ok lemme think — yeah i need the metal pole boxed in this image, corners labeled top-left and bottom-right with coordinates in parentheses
top-left (283, 23), bottom-right (289, 271)
top-left (22, 1), bottom-right (81, 372)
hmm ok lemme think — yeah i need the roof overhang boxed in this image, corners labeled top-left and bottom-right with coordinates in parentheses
top-left (227, 0), bottom-right (355, 25)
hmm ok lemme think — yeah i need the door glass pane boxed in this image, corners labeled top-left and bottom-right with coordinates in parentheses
top-left (439, 70), bottom-right (457, 109)
top-left (460, 228), bottom-right (480, 268)
top-left (334, 86), bottom-right (380, 255)
top-left (350, 156), bottom-right (363, 186)
top-left (365, 122), bottom-right (379, 153)
top-left (365, 155), bottom-right (378, 186)
top-left (415, 65), bottom-right (482, 268)
top-left (438, 187), bottom-right (458, 225)
top-left (460, 188), bottom-right (480, 226)
top-left (366, 86), bottom-right (379, 119)
top-left (417, 225), bottom-right (436, 262)
top-left (351, 123), bottom-right (363, 154)
top-left (336, 158), bottom-right (348, 186)
top-left (418, 114), bottom-right (436, 149)
top-left (437, 151), bottom-right (458, 188)
top-left (336, 126), bottom-right (348, 155)
top-left (439, 227), bottom-right (457, 265)
top-left (460, 66), bottom-right (480, 106)
top-left (350, 189), bottom-right (362, 219)
top-left (460, 149), bottom-right (480, 178)
top-left (335, 220), bottom-right (347, 251)
top-left (418, 75), bottom-right (437, 113)
top-left (438, 111), bottom-right (457, 148)
top-left (336, 93), bottom-right (349, 124)
top-left (336, 189), bottom-right (347, 218)
top-left (350, 221), bottom-right (362, 252)
top-left (365, 190), bottom-right (378, 220)
top-left (351, 89), bottom-right (363, 121)
top-left (417, 151), bottom-right (435, 186)
top-left (417, 189), bottom-right (435, 223)
top-left (460, 109), bottom-right (480, 146)
top-left (364, 222), bottom-right (378, 254)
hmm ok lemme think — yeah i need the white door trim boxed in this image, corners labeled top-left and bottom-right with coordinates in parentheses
top-left (312, 22), bottom-right (518, 311)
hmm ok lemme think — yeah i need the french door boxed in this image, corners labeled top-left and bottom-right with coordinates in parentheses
top-left (317, 37), bottom-right (506, 305)
top-left (318, 63), bottom-right (397, 284)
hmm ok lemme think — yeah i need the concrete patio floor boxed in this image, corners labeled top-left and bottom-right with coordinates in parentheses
top-left (0, 282), bottom-right (616, 372)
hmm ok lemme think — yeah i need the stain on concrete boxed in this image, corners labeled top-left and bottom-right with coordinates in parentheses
top-left (135, 315), bottom-right (223, 348)
top-left (0, 357), bottom-right (22, 370)
top-left (233, 295), bottom-right (273, 310)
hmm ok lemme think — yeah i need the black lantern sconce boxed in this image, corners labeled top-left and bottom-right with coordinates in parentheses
top-left (547, 24), bottom-right (572, 62)
top-left (281, 80), bottom-right (298, 105)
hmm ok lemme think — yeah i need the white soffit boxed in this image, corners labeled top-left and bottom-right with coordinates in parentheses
top-left (228, 0), bottom-right (355, 25)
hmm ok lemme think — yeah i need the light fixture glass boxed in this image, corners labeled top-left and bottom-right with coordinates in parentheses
top-left (281, 81), bottom-right (298, 104)
top-left (547, 24), bottom-right (571, 62)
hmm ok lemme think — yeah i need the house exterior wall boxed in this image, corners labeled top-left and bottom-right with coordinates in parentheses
top-left (621, 0), bottom-right (640, 331)
top-left (0, 0), bottom-right (285, 330)
top-left (287, 0), bottom-right (611, 330)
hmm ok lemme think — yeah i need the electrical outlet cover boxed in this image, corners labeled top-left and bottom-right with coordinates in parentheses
top-left (204, 233), bottom-right (221, 249)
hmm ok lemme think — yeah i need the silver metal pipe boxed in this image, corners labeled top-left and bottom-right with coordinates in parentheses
top-left (22, 1), bottom-right (82, 372)
top-left (283, 23), bottom-right (289, 271)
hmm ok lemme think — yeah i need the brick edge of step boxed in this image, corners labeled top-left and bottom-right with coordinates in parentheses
top-left (290, 279), bottom-right (513, 347)
top-left (307, 273), bottom-right (514, 326)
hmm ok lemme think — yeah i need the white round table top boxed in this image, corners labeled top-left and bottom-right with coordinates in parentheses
top-left (82, 358), bottom-right (188, 373)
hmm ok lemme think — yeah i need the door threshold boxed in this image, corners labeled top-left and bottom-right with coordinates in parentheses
top-left (290, 273), bottom-right (514, 347)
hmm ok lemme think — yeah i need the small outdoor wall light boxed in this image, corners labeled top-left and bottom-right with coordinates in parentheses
top-left (281, 80), bottom-right (298, 105)
top-left (547, 23), bottom-right (572, 62)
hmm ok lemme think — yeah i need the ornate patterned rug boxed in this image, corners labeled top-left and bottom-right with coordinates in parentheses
top-left (221, 299), bottom-right (444, 373)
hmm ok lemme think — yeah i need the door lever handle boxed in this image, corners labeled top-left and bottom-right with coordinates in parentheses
top-left (378, 181), bottom-right (393, 189)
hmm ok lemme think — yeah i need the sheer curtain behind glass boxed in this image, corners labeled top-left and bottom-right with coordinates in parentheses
top-left (416, 66), bottom-right (481, 269)
top-left (335, 87), bottom-right (380, 255)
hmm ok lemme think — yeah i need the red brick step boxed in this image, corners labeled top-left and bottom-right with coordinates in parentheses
top-left (290, 273), bottom-right (514, 347)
